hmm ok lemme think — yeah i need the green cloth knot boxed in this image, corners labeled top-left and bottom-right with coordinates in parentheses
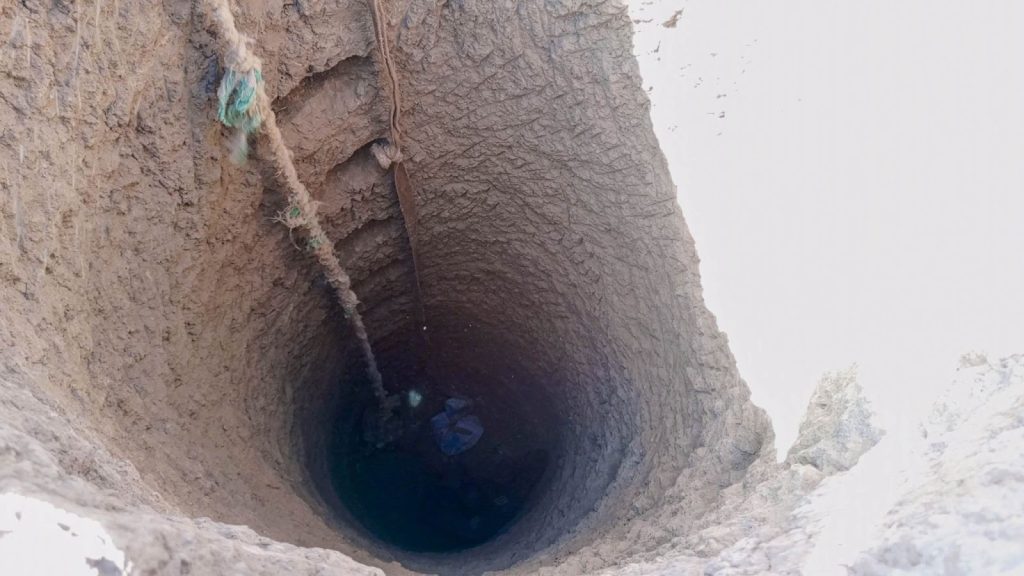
top-left (216, 68), bottom-right (264, 162)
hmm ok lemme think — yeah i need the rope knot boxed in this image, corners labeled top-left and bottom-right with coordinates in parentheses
top-left (277, 200), bottom-right (323, 231)
top-left (211, 9), bottom-right (265, 164)
top-left (370, 140), bottom-right (403, 170)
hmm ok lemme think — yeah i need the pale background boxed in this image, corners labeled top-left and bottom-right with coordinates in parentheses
top-left (628, 0), bottom-right (1024, 453)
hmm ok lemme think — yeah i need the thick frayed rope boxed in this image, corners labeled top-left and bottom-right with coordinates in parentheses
top-left (204, 0), bottom-right (387, 405)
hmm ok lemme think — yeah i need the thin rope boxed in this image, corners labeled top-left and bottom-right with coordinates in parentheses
top-left (204, 0), bottom-right (386, 404)
top-left (368, 0), bottom-right (403, 153)
top-left (366, 0), bottom-right (429, 338)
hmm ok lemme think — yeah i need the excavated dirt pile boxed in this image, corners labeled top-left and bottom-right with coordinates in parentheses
top-left (0, 1), bottom-right (773, 574)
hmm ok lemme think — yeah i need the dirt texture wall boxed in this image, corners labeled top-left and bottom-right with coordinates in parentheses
top-left (0, 0), bottom-right (409, 564)
top-left (388, 0), bottom-right (771, 571)
top-left (1, 1), bottom-right (773, 574)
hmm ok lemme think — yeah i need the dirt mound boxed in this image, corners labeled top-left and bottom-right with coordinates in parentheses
top-left (0, 1), bottom-right (771, 574)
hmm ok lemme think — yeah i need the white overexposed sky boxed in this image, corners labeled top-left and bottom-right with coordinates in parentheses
top-left (0, 493), bottom-right (129, 576)
top-left (628, 0), bottom-right (1024, 453)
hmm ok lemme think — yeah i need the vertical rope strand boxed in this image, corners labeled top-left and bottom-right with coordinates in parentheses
top-left (204, 0), bottom-right (386, 403)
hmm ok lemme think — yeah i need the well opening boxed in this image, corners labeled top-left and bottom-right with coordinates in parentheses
top-left (0, 1), bottom-right (775, 574)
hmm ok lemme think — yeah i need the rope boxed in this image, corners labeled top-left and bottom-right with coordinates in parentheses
top-left (204, 0), bottom-right (386, 404)
top-left (366, 0), bottom-right (429, 340)
top-left (368, 0), bottom-right (404, 155)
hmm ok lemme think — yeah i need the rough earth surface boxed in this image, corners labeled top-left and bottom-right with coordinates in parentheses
top-left (785, 367), bottom-right (883, 475)
top-left (1, 1), bottom-right (1020, 575)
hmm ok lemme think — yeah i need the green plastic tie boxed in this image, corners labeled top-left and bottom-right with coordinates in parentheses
top-left (216, 67), bottom-right (264, 162)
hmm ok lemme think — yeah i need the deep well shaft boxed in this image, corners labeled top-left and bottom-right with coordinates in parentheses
top-left (0, 1), bottom-right (772, 574)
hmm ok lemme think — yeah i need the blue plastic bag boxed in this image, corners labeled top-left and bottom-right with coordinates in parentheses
top-left (431, 398), bottom-right (484, 456)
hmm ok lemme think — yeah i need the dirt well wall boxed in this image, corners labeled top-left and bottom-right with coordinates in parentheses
top-left (0, 1), bottom-right (772, 574)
